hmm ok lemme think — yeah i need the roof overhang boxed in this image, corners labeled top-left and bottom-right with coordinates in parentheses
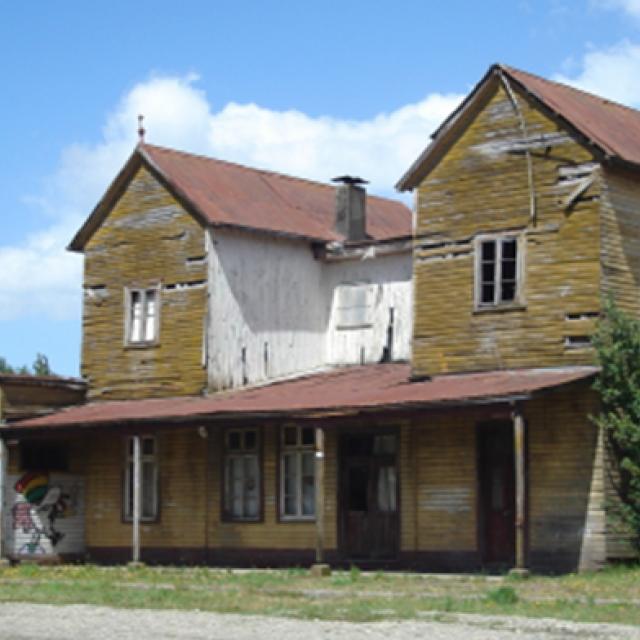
top-left (1, 364), bottom-right (598, 437)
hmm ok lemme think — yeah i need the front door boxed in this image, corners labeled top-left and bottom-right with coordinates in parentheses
top-left (339, 433), bottom-right (399, 560)
top-left (478, 422), bottom-right (515, 567)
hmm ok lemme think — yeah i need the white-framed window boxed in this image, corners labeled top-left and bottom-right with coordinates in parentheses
top-left (224, 428), bottom-right (260, 521)
top-left (124, 435), bottom-right (159, 521)
top-left (280, 425), bottom-right (315, 519)
top-left (335, 283), bottom-right (374, 329)
top-left (125, 287), bottom-right (160, 344)
top-left (475, 235), bottom-right (521, 308)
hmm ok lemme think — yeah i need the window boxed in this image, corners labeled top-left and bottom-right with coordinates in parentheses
top-left (126, 288), bottom-right (159, 344)
top-left (124, 436), bottom-right (158, 521)
top-left (476, 236), bottom-right (520, 308)
top-left (335, 283), bottom-right (374, 329)
top-left (223, 429), bottom-right (260, 520)
top-left (280, 425), bottom-right (315, 519)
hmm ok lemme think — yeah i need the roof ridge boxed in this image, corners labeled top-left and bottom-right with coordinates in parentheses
top-left (500, 63), bottom-right (640, 117)
top-left (141, 143), bottom-right (404, 205)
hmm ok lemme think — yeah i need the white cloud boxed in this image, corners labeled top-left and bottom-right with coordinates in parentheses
top-left (1, 73), bottom-right (462, 321)
top-left (553, 40), bottom-right (640, 106)
top-left (592, 0), bottom-right (640, 18)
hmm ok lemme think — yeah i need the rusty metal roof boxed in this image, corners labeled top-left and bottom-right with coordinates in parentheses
top-left (69, 144), bottom-right (412, 250)
top-left (7, 364), bottom-right (597, 432)
top-left (397, 63), bottom-right (640, 191)
top-left (504, 65), bottom-right (640, 166)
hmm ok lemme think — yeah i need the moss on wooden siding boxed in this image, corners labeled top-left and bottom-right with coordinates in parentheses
top-left (410, 385), bottom-right (604, 570)
top-left (413, 84), bottom-right (601, 376)
top-left (600, 168), bottom-right (640, 316)
top-left (82, 166), bottom-right (207, 399)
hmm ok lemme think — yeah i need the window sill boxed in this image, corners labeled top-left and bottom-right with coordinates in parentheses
top-left (123, 517), bottom-right (159, 524)
top-left (279, 516), bottom-right (316, 523)
top-left (221, 517), bottom-right (263, 524)
top-left (336, 324), bottom-right (373, 331)
top-left (124, 342), bottom-right (161, 350)
top-left (473, 303), bottom-right (527, 315)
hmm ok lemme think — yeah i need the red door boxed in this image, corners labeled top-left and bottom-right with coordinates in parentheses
top-left (478, 423), bottom-right (515, 566)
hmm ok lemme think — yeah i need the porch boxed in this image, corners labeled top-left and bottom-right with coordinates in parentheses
top-left (0, 364), bottom-right (607, 573)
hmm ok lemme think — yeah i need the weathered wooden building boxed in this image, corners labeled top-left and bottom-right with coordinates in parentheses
top-left (2, 63), bottom-right (640, 572)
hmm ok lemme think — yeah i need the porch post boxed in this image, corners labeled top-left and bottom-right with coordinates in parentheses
top-left (0, 437), bottom-right (6, 563)
top-left (512, 407), bottom-right (528, 574)
top-left (132, 435), bottom-right (141, 565)
top-left (311, 426), bottom-right (330, 576)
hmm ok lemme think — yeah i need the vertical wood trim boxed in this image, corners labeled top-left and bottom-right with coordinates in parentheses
top-left (0, 438), bottom-right (6, 561)
top-left (315, 426), bottom-right (325, 564)
top-left (513, 407), bottom-right (526, 569)
top-left (132, 435), bottom-right (141, 563)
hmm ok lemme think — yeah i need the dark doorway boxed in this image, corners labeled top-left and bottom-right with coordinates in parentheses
top-left (478, 422), bottom-right (515, 567)
top-left (339, 432), bottom-right (399, 560)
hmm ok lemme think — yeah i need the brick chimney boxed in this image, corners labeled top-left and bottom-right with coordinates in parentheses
top-left (332, 176), bottom-right (369, 242)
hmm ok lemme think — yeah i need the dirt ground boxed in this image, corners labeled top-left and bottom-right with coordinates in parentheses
top-left (0, 603), bottom-right (639, 640)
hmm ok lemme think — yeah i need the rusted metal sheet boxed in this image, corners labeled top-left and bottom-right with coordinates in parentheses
top-left (504, 66), bottom-right (640, 168)
top-left (398, 63), bottom-right (640, 191)
top-left (8, 364), bottom-right (597, 431)
top-left (70, 144), bottom-right (412, 251)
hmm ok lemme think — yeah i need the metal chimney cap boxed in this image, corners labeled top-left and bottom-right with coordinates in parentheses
top-left (331, 175), bottom-right (369, 185)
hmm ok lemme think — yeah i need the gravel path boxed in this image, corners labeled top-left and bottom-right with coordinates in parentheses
top-left (0, 603), bottom-right (638, 640)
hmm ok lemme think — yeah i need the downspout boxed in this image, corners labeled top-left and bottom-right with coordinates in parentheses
top-left (499, 70), bottom-right (537, 227)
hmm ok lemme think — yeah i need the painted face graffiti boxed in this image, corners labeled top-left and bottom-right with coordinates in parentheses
top-left (11, 472), bottom-right (72, 554)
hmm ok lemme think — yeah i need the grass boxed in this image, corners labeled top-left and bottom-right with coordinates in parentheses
top-left (0, 563), bottom-right (638, 626)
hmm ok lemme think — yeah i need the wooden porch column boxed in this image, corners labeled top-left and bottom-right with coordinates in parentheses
top-left (512, 407), bottom-right (528, 575)
top-left (311, 426), bottom-right (330, 576)
top-left (0, 437), bottom-right (6, 563)
top-left (132, 435), bottom-right (142, 565)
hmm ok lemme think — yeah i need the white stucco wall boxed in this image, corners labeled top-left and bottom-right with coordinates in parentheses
top-left (206, 228), bottom-right (412, 391)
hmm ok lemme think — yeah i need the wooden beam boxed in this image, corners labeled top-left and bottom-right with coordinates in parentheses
top-left (0, 438), bottom-right (6, 563)
top-left (513, 408), bottom-right (527, 572)
top-left (314, 426), bottom-right (325, 565)
top-left (132, 435), bottom-right (141, 564)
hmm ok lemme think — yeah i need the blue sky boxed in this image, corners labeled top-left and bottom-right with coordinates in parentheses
top-left (2, 0), bottom-right (640, 376)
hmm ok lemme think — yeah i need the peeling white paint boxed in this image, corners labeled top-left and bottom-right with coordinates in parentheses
top-left (206, 228), bottom-right (412, 391)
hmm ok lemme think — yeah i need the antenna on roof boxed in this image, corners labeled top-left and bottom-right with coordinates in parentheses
top-left (137, 114), bottom-right (146, 144)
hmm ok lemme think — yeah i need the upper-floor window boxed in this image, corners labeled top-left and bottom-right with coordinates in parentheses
top-left (336, 283), bottom-right (374, 329)
top-left (475, 235), bottom-right (521, 308)
top-left (126, 287), bottom-right (159, 344)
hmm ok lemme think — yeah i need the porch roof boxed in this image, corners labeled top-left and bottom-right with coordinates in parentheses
top-left (3, 364), bottom-right (598, 434)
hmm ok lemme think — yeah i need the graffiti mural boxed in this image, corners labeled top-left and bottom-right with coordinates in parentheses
top-left (5, 472), bottom-right (84, 557)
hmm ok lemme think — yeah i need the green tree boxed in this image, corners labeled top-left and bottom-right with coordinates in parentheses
top-left (0, 354), bottom-right (54, 376)
top-left (32, 353), bottom-right (52, 376)
top-left (592, 298), bottom-right (640, 549)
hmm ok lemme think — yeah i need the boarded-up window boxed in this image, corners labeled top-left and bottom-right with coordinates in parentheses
top-left (224, 429), bottom-right (260, 521)
top-left (124, 436), bottom-right (158, 521)
top-left (280, 426), bottom-right (315, 519)
top-left (336, 284), bottom-right (374, 329)
top-left (126, 287), bottom-right (160, 344)
top-left (476, 236), bottom-right (520, 307)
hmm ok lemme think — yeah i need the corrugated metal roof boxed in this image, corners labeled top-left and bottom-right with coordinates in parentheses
top-left (69, 144), bottom-right (412, 250)
top-left (504, 65), bottom-right (640, 166)
top-left (397, 63), bottom-right (640, 191)
top-left (8, 364), bottom-right (597, 431)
